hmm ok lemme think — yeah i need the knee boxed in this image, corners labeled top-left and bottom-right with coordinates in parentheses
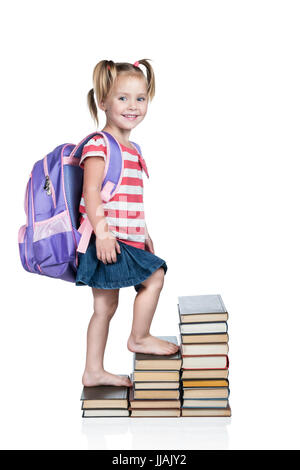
top-left (148, 267), bottom-right (165, 291)
top-left (93, 297), bottom-right (119, 320)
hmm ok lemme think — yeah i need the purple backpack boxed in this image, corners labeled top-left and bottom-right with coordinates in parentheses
top-left (18, 131), bottom-right (147, 283)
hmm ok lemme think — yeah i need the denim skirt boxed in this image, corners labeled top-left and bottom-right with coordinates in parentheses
top-left (75, 233), bottom-right (168, 292)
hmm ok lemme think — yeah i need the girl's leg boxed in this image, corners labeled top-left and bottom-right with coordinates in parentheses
top-left (82, 287), bottom-right (132, 387)
top-left (127, 268), bottom-right (180, 355)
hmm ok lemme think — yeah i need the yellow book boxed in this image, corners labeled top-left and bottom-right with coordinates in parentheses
top-left (182, 379), bottom-right (229, 387)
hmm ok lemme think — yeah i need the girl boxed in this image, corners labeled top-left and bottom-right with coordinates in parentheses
top-left (76, 59), bottom-right (179, 388)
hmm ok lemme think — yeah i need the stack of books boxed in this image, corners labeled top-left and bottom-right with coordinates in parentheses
top-left (178, 295), bottom-right (231, 417)
top-left (80, 375), bottom-right (130, 417)
top-left (129, 336), bottom-right (182, 417)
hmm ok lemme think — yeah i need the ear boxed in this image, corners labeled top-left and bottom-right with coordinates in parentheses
top-left (98, 101), bottom-right (106, 112)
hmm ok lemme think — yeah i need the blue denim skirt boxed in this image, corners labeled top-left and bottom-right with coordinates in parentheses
top-left (75, 233), bottom-right (168, 292)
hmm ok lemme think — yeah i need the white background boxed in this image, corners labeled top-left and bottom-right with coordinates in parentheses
top-left (1, 0), bottom-right (300, 450)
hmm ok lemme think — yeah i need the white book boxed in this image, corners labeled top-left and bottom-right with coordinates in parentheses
top-left (82, 409), bottom-right (130, 417)
top-left (180, 322), bottom-right (227, 334)
top-left (181, 343), bottom-right (228, 356)
top-left (182, 355), bottom-right (228, 369)
top-left (182, 399), bottom-right (228, 408)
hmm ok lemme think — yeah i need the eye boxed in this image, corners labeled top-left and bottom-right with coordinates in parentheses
top-left (119, 96), bottom-right (127, 101)
top-left (138, 97), bottom-right (145, 102)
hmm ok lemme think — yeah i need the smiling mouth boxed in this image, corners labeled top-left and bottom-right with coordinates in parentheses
top-left (122, 114), bottom-right (138, 119)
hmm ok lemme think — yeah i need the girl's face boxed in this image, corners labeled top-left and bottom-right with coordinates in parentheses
top-left (100, 73), bottom-right (149, 131)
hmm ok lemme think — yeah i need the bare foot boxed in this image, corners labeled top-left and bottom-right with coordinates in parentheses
top-left (127, 334), bottom-right (180, 355)
top-left (82, 370), bottom-right (132, 387)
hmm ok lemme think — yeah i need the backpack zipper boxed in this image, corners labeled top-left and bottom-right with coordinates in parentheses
top-left (23, 173), bottom-right (33, 272)
top-left (43, 155), bottom-right (57, 208)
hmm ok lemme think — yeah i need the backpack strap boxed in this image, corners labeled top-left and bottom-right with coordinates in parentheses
top-left (130, 141), bottom-right (149, 178)
top-left (77, 216), bottom-right (94, 254)
top-left (76, 131), bottom-right (124, 254)
top-left (100, 131), bottom-right (124, 202)
top-left (69, 131), bottom-right (104, 159)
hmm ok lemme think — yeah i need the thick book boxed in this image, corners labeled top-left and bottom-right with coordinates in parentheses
top-left (130, 408), bottom-right (181, 417)
top-left (178, 295), bottom-right (228, 323)
top-left (181, 343), bottom-right (229, 356)
top-left (181, 405), bottom-right (231, 417)
top-left (181, 332), bottom-right (229, 344)
top-left (82, 409), bottom-right (130, 418)
top-left (181, 379), bottom-right (229, 388)
top-left (133, 336), bottom-right (182, 371)
top-left (129, 388), bottom-right (180, 409)
top-left (181, 369), bottom-right (229, 379)
top-left (182, 387), bottom-right (230, 399)
top-left (182, 399), bottom-right (229, 408)
top-left (133, 370), bottom-right (180, 382)
top-left (180, 322), bottom-right (228, 334)
top-left (182, 355), bottom-right (229, 370)
top-left (80, 377), bottom-right (129, 409)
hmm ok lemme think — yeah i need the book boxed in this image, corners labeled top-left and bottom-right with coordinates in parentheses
top-left (181, 379), bottom-right (229, 388)
top-left (129, 388), bottom-right (180, 409)
top-left (133, 389), bottom-right (180, 400)
top-left (180, 322), bottom-right (228, 334)
top-left (130, 408), bottom-right (181, 417)
top-left (178, 294), bottom-right (227, 316)
top-left (133, 336), bottom-right (182, 370)
top-left (181, 369), bottom-right (229, 379)
top-left (181, 333), bottom-right (229, 344)
top-left (82, 409), bottom-right (130, 417)
top-left (130, 373), bottom-right (179, 389)
top-left (133, 370), bottom-right (180, 382)
top-left (182, 355), bottom-right (229, 369)
top-left (182, 399), bottom-right (229, 408)
top-left (80, 378), bottom-right (129, 409)
top-left (181, 343), bottom-right (229, 356)
top-left (181, 405), bottom-right (231, 417)
top-left (180, 312), bottom-right (228, 323)
top-left (178, 295), bottom-right (228, 323)
top-left (182, 387), bottom-right (230, 399)
top-left (134, 381), bottom-right (180, 390)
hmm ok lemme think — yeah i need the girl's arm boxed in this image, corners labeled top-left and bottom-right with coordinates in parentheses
top-left (82, 156), bottom-right (108, 235)
top-left (144, 223), bottom-right (155, 254)
top-left (82, 156), bottom-right (120, 263)
top-left (145, 223), bottom-right (150, 240)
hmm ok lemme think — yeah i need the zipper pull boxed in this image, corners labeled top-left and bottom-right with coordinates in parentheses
top-left (44, 176), bottom-right (52, 195)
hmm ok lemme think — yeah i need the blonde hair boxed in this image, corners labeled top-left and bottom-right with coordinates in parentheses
top-left (87, 59), bottom-right (155, 127)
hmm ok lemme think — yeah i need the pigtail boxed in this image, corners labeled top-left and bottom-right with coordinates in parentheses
top-left (87, 88), bottom-right (98, 127)
top-left (87, 59), bottom-right (118, 127)
top-left (136, 59), bottom-right (155, 101)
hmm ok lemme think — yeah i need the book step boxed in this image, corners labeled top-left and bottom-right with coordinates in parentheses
top-left (80, 294), bottom-right (231, 417)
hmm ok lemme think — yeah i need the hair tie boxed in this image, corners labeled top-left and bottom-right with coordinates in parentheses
top-left (133, 61), bottom-right (139, 67)
top-left (107, 65), bottom-right (111, 70)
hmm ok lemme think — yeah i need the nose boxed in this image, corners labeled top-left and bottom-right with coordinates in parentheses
top-left (128, 100), bottom-right (137, 110)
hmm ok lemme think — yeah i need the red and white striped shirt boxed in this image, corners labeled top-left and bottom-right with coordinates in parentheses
top-left (79, 135), bottom-right (148, 250)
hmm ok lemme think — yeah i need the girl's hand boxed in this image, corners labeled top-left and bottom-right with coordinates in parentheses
top-left (145, 236), bottom-right (155, 254)
top-left (96, 234), bottom-right (121, 264)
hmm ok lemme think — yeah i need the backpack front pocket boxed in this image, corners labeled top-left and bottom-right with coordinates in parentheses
top-left (33, 210), bottom-right (71, 242)
top-left (33, 210), bottom-right (75, 271)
